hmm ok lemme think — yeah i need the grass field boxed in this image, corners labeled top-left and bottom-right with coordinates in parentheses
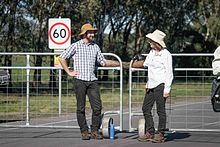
top-left (0, 82), bottom-right (212, 122)
top-left (0, 54), bottom-right (214, 122)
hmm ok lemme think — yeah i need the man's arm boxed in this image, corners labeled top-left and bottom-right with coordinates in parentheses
top-left (104, 59), bottom-right (144, 69)
top-left (58, 57), bottom-right (80, 76)
top-left (131, 54), bottom-right (146, 68)
top-left (132, 60), bottom-right (144, 68)
top-left (102, 53), bottom-right (146, 68)
top-left (104, 60), bottom-right (132, 69)
top-left (104, 60), bottom-right (120, 67)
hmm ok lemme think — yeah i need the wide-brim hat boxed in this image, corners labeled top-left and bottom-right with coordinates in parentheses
top-left (214, 46), bottom-right (220, 59)
top-left (79, 23), bottom-right (98, 36)
top-left (146, 29), bottom-right (166, 48)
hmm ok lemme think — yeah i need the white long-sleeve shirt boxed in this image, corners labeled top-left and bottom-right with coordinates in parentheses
top-left (143, 49), bottom-right (173, 93)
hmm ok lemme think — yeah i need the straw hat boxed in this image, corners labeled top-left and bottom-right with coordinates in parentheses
top-left (79, 23), bottom-right (98, 36)
top-left (146, 29), bottom-right (166, 48)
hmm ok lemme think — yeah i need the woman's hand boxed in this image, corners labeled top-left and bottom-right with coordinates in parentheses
top-left (163, 92), bottom-right (170, 98)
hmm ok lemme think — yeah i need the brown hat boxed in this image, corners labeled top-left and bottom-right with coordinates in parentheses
top-left (146, 29), bottom-right (166, 48)
top-left (79, 23), bottom-right (98, 36)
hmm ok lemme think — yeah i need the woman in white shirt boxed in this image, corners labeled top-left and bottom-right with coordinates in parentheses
top-left (212, 46), bottom-right (220, 76)
top-left (133, 29), bottom-right (173, 143)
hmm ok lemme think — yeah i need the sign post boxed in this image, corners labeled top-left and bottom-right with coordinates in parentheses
top-left (48, 18), bottom-right (71, 67)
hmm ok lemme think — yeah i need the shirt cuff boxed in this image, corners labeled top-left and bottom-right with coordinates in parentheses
top-left (100, 60), bottom-right (106, 66)
top-left (164, 87), bottom-right (171, 94)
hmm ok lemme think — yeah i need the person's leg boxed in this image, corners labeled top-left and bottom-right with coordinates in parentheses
top-left (87, 80), bottom-right (103, 139)
top-left (142, 89), bottom-right (155, 134)
top-left (154, 84), bottom-right (166, 143)
top-left (74, 79), bottom-right (89, 132)
top-left (138, 89), bottom-right (155, 142)
top-left (155, 84), bottom-right (166, 133)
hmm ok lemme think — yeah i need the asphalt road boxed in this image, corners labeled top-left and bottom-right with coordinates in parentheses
top-left (0, 127), bottom-right (220, 147)
top-left (1, 98), bottom-right (220, 147)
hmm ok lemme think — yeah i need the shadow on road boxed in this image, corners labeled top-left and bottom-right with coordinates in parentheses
top-left (166, 132), bottom-right (191, 142)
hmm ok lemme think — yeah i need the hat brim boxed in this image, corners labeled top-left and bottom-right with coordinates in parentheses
top-left (214, 46), bottom-right (220, 59)
top-left (146, 33), bottom-right (166, 48)
top-left (79, 28), bottom-right (98, 36)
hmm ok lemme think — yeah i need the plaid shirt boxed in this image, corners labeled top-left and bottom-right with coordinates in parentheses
top-left (60, 39), bottom-right (106, 81)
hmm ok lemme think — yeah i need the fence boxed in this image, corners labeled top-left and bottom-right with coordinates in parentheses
top-left (0, 53), bottom-right (123, 131)
top-left (129, 54), bottom-right (220, 132)
top-left (1, 53), bottom-right (219, 132)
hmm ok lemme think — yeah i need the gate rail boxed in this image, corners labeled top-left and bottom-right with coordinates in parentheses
top-left (0, 52), bottom-right (123, 131)
top-left (128, 53), bottom-right (220, 132)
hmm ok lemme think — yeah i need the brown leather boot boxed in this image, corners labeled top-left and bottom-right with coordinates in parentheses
top-left (91, 130), bottom-right (103, 140)
top-left (81, 130), bottom-right (90, 140)
top-left (137, 131), bottom-right (154, 142)
top-left (152, 132), bottom-right (165, 143)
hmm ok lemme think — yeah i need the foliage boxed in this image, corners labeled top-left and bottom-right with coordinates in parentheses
top-left (0, 0), bottom-right (219, 84)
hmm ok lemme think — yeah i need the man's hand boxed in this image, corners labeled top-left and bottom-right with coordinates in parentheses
top-left (67, 70), bottom-right (80, 77)
top-left (58, 57), bottom-right (80, 76)
top-left (132, 60), bottom-right (144, 68)
top-left (133, 54), bottom-right (146, 61)
top-left (131, 54), bottom-right (146, 68)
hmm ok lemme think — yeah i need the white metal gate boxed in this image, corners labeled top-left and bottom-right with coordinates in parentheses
top-left (0, 53), bottom-right (123, 131)
top-left (129, 54), bottom-right (220, 132)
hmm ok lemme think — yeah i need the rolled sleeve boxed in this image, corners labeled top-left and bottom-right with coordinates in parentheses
top-left (97, 50), bottom-right (106, 66)
top-left (164, 52), bottom-right (173, 93)
top-left (59, 44), bottom-right (76, 59)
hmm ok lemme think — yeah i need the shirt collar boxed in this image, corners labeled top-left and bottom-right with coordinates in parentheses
top-left (152, 49), bottom-right (164, 56)
top-left (80, 39), bottom-right (95, 46)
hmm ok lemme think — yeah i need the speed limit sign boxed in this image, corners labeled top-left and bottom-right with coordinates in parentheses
top-left (48, 18), bottom-right (71, 49)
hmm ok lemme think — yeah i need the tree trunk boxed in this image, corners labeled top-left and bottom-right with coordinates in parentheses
top-left (33, 56), bottom-right (42, 90)
top-left (4, 0), bottom-right (18, 92)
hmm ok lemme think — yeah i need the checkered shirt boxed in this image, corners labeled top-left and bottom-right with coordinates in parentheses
top-left (60, 39), bottom-right (106, 81)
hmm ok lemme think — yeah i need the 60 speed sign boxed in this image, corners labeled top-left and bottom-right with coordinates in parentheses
top-left (48, 18), bottom-right (71, 49)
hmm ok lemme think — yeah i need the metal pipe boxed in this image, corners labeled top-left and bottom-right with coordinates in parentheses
top-left (26, 55), bottom-right (30, 126)
top-left (59, 69), bottom-right (62, 115)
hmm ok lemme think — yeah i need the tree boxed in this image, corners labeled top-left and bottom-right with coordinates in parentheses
top-left (0, 0), bottom-right (20, 89)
